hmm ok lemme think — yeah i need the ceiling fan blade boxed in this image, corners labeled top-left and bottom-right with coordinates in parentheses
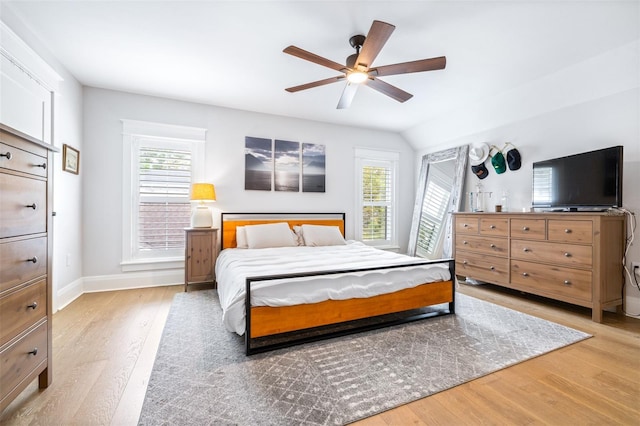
top-left (365, 77), bottom-right (413, 103)
top-left (283, 46), bottom-right (348, 73)
top-left (355, 20), bottom-right (395, 69)
top-left (285, 76), bottom-right (345, 93)
top-left (337, 82), bottom-right (359, 109)
top-left (371, 56), bottom-right (446, 77)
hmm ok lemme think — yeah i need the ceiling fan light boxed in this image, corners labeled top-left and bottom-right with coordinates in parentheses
top-left (347, 71), bottom-right (368, 84)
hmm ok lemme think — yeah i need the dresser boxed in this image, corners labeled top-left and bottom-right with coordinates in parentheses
top-left (453, 212), bottom-right (625, 322)
top-left (0, 124), bottom-right (55, 412)
top-left (184, 228), bottom-right (218, 291)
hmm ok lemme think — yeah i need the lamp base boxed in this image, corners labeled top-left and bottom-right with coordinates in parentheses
top-left (191, 205), bottom-right (212, 228)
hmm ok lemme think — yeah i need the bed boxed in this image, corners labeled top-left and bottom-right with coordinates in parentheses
top-left (216, 213), bottom-right (456, 354)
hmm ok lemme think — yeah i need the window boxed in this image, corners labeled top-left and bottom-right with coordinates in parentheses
top-left (355, 149), bottom-right (399, 248)
top-left (122, 120), bottom-right (206, 270)
top-left (416, 172), bottom-right (452, 257)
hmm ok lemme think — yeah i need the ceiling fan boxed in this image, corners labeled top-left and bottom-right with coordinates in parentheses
top-left (283, 20), bottom-right (446, 109)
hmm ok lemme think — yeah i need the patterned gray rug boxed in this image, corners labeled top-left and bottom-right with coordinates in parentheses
top-left (138, 290), bottom-right (590, 425)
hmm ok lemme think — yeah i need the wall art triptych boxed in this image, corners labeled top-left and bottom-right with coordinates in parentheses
top-left (245, 136), bottom-right (326, 192)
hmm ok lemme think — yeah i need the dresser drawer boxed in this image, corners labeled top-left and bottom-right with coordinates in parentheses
top-left (511, 240), bottom-right (592, 268)
top-left (511, 260), bottom-right (592, 302)
top-left (455, 250), bottom-right (509, 284)
top-left (510, 219), bottom-right (546, 240)
top-left (0, 237), bottom-right (47, 293)
top-left (456, 234), bottom-right (508, 256)
top-left (0, 142), bottom-right (48, 178)
top-left (548, 220), bottom-right (593, 244)
top-left (0, 321), bottom-right (47, 401)
top-left (0, 174), bottom-right (46, 238)
top-left (479, 218), bottom-right (508, 236)
top-left (455, 217), bottom-right (479, 234)
top-left (0, 280), bottom-right (47, 347)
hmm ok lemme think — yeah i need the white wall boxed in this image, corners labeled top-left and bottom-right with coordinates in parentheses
top-left (82, 87), bottom-right (416, 279)
top-left (0, 9), bottom-right (85, 311)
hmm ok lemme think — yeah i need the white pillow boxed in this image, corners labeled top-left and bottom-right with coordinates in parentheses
top-left (301, 224), bottom-right (346, 247)
top-left (235, 226), bottom-right (248, 248)
top-left (244, 222), bottom-right (297, 249)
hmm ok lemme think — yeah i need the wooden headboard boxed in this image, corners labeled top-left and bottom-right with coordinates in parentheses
top-left (221, 212), bottom-right (345, 249)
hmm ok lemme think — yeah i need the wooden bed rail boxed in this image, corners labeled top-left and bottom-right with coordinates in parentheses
top-left (245, 259), bottom-right (456, 355)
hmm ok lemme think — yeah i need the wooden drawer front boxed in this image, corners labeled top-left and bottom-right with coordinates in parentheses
top-left (0, 142), bottom-right (48, 178)
top-left (511, 240), bottom-right (592, 268)
top-left (0, 237), bottom-right (47, 293)
top-left (510, 219), bottom-right (546, 240)
top-left (479, 218), bottom-right (508, 236)
top-left (511, 260), bottom-right (592, 302)
top-left (455, 250), bottom-right (509, 284)
top-left (456, 235), bottom-right (508, 256)
top-left (548, 220), bottom-right (593, 244)
top-left (0, 174), bottom-right (46, 239)
top-left (455, 217), bottom-right (479, 235)
top-left (0, 321), bottom-right (47, 399)
top-left (0, 280), bottom-right (47, 347)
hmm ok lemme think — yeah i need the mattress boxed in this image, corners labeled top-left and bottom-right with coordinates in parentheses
top-left (215, 241), bottom-right (451, 335)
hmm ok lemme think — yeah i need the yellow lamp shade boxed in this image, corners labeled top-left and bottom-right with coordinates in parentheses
top-left (190, 183), bottom-right (216, 201)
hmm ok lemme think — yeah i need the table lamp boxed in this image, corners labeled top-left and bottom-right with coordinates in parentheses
top-left (190, 183), bottom-right (216, 228)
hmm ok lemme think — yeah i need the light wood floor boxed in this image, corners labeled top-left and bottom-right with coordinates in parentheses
top-left (1, 283), bottom-right (638, 425)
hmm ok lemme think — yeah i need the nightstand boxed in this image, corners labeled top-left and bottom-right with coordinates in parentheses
top-left (184, 228), bottom-right (218, 292)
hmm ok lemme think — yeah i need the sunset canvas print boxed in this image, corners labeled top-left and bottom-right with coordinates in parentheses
top-left (245, 136), bottom-right (273, 191)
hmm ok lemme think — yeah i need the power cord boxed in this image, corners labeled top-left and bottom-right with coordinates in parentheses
top-left (615, 207), bottom-right (640, 317)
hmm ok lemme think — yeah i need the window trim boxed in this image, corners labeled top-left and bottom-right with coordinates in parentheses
top-left (121, 119), bottom-right (206, 271)
top-left (354, 148), bottom-right (399, 249)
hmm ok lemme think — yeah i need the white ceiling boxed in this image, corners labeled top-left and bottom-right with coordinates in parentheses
top-left (4, 1), bottom-right (638, 134)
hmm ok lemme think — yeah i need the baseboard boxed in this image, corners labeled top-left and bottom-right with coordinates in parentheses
top-left (83, 269), bottom-right (183, 293)
top-left (56, 277), bottom-right (84, 312)
top-left (55, 269), bottom-right (183, 312)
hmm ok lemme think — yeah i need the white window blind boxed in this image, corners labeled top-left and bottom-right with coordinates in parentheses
top-left (533, 166), bottom-right (553, 205)
top-left (416, 177), bottom-right (451, 257)
top-left (362, 165), bottom-right (392, 241)
top-left (354, 148), bottom-right (399, 248)
top-left (138, 146), bottom-right (192, 252)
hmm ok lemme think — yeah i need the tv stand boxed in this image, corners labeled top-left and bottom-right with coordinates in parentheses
top-left (453, 211), bottom-right (625, 322)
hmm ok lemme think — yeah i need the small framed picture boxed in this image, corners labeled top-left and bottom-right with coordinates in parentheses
top-left (63, 144), bottom-right (80, 174)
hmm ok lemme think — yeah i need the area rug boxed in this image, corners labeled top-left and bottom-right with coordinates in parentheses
top-left (138, 290), bottom-right (590, 425)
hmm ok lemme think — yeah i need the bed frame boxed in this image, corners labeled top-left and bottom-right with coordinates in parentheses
top-left (220, 213), bottom-right (456, 355)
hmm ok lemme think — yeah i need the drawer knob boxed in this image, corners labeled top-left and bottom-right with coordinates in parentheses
top-left (490, 225), bottom-right (496, 229)
top-left (489, 266), bottom-right (495, 271)
top-left (463, 223), bottom-right (468, 228)
top-left (27, 302), bottom-right (38, 310)
top-left (462, 260), bottom-right (468, 265)
top-left (564, 229), bottom-right (572, 234)
top-left (28, 348), bottom-right (38, 356)
top-left (522, 226), bottom-right (530, 231)
top-left (522, 272), bottom-right (529, 277)
top-left (25, 203), bottom-right (38, 210)
top-left (564, 280), bottom-right (572, 285)
top-left (26, 256), bottom-right (38, 264)
top-left (35, 162), bottom-right (47, 169)
top-left (523, 248), bottom-right (530, 252)
top-left (0, 151), bottom-right (12, 160)
top-left (463, 240), bottom-right (468, 245)
top-left (564, 252), bottom-right (571, 257)
top-left (490, 244), bottom-right (496, 248)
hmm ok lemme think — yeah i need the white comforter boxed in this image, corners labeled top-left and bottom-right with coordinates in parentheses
top-left (215, 241), bottom-right (451, 335)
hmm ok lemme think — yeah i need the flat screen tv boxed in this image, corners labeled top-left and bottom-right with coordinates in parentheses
top-left (532, 145), bottom-right (623, 211)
